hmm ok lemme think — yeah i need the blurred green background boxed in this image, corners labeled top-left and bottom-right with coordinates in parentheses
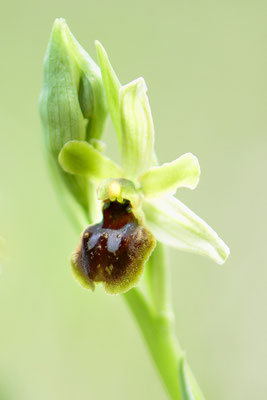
top-left (0, 1), bottom-right (266, 399)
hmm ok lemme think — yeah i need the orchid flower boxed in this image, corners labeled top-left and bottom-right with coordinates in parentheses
top-left (57, 41), bottom-right (229, 294)
top-left (40, 19), bottom-right (230, 400)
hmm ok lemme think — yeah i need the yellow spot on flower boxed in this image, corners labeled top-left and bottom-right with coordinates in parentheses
top-left (109, 181), bottom-right (121, 199)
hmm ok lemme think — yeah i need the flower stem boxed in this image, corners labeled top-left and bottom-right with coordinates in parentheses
top-left (123, 287), bottom-right (183, 400)
top-left (144, 242), bottom-right (172, 316)
top-left (124, 242), bottom-right (183, 399)
top-left (123, 244), bottom-right (206, 400)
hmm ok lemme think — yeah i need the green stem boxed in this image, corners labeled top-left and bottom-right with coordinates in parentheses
top-left (124, 244), bottom-right (206, 400)
top-left (144, 242), bottom-right (171, 315)
top-left (124, 288), bottom-right (183, 400)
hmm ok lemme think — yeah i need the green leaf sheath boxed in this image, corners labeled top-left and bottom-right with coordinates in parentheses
top-left (179, 357), bottom-right (195, 400)
top-left (179, 356), bottom-right (207, 400)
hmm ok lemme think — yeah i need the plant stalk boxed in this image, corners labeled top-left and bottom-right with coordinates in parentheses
top-left (123, 243), bottom-right (206, 400)
top-left (124, 287), bottom-right (183, 400)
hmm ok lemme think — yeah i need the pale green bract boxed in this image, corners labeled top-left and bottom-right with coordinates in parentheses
top-left (58, 39), bottom-right (229, 265)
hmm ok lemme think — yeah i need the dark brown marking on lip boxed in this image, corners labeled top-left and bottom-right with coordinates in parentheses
top-left (74, 200), bottom-right (155, 293)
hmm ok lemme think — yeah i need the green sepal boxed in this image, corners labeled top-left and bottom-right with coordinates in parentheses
top-left (119, 77), bottom-right (154, 179)
top-left (58, 140), bottom-right (124, 182)
top-left (95, 40), bottom-right (122, 147)
top-left (143, 196), bottom-right (230, 265)
top-left (139, 153), bottom-right (200, 197)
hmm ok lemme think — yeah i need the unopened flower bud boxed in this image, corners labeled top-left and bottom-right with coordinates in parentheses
top-left (39, 18), bottom-right (108, 216)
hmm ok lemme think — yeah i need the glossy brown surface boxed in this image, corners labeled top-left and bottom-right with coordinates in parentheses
top-left (79, 200), bottom-right (154, 290)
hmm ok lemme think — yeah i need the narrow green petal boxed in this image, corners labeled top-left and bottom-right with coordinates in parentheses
top-left (95, 41), bottom-right (122, 146)
top-left (120, 78), bottom-right (154, 179)
top-left (143, 196), bottom-right (230, 265)
top-left (58, 140), bottom-right (124, 182)
top-left (139, 153), bottom-right (200, 197)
